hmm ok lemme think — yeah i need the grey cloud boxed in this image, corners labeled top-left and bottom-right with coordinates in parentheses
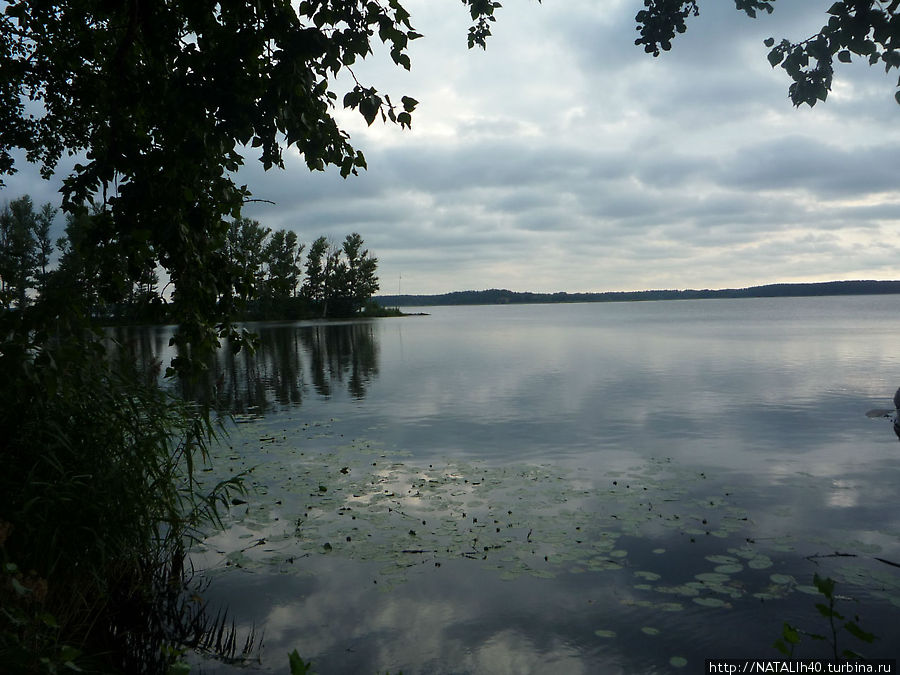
top-left (717, 136), bottom-right (900, 196)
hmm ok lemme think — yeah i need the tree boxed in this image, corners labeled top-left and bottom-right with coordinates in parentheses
top-left (634, 1), bottom-right (900, 107)
top-left (0, 195), bottom-right (56, 309)
top-left (265, 229), bottom-right (305, 300)
top-left (0, 3), bottom-right (497, 669)
top-left (52, 205), bottom-right (115, 316)
top-left (224, 217), bottom-right (271, 303)
top-left (340, 232), bottom-right (379, 315)
top-left (298, 234), bottom-right (379, 318)
top-left (0, 0), bottom-right (506, 369)
top-left (0, 196), bottom-right (37, 308)
top-left (33, 203), bottom-right (56, 291)
top-left (301, 235), bottom-right (330, 312)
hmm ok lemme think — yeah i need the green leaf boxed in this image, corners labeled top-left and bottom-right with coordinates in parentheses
top-left (60, 645), bottom-right (83, 671)
top-left (764, 37), bottom-right (775, 48)
top-left (843, 621), bottom-right (876, 643)
top-left (359, 96), bottom-right (380, 126)
top-left (781, 622), bottom-right (800, 645)
top-left (813, 574), bottom-right (835, 599)
top-left (837, 50), bottom-right (852, 63)
top-left (39, 611), bottom-right (59, 628)
top-left (289, 649), bottom-right (314, 675)
top-left (767, 49), bottom-right (784, 67)
top-left (167, 662), bottom-right (190, 675)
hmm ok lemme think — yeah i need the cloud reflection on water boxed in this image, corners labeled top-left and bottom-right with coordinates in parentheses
top-left (127, 297), bottom-right (900, 672)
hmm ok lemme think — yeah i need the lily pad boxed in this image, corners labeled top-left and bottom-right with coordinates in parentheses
top-left (748, 557), bottom-right (773, 570)
top-left (770, 573), bottom-right (794, 585)
top-left (714, 564), bottom-right (743, 575)
top-left (695, 572), bottom-right (730, 583)
top-left (635, 570), bottom-right (661, 581)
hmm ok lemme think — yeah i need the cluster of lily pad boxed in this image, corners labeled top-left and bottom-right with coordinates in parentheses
top-left (190, 412), bottom-right (900, 671)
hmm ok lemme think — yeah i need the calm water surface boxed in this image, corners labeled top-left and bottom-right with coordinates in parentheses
top-left (117, 296), bottom-right (900, 673)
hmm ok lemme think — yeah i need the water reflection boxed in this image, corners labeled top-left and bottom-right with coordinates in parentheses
top-left (110, 298), bottom-right (900, 673)
top-left (109, 321), bottom-right (380, 414)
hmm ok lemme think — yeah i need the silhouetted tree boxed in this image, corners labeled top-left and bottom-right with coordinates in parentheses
top-left (301, 236), bottom-right (330, 313)
top-left (225, 217), bottom-right (271, 302)
top-left (300, 234), bottom-right (379, 318)
top-left (34, 203), bottom-right (56, 291)
top-left (0, 196), bottom-right (59, 309)
top-left (341, 233), bottom-right (379, 315)
top-left (265, 229), bottom-right (304, 299)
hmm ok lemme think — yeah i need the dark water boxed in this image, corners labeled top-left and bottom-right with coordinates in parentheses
top-left (113, 296), bottom-right (900, 673)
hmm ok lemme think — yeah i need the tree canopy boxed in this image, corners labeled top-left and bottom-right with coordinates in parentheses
top-left (0, 0), bottom-right (502, 369)
top-left (635, 0), bottom-right (900, 107)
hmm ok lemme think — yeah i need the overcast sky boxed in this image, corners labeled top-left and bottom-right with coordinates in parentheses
top-left (4, 0), bottom-right (899, 295)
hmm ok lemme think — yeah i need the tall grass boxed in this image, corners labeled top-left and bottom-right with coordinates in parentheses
top-left (0, 311), bottom-right (243, 672)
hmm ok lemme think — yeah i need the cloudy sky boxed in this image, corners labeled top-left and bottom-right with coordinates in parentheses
top-left (5, 0), bottom-right (900, 295)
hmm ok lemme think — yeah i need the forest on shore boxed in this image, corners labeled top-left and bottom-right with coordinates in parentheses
top-left (1, 195), bottom-right (390, 323)
top-left (375, 280), bottom-right (900, 307)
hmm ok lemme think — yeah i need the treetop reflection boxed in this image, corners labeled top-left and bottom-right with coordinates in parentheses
top-left (111, 322), bottom-right (380, 413)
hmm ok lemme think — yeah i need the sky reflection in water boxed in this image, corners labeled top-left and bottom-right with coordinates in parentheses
top-left (116, 296), bottom-right (900, 673)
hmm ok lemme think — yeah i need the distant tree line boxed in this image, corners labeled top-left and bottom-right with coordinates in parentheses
top-left (0, 195), bottom-right (382, 322)
top-left (376, 281), bottom-right (900, 307)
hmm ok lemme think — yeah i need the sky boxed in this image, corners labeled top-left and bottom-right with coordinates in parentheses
top-left (3, 0), bottom-right (900, 295)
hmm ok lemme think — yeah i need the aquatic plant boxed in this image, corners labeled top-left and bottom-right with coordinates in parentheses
top-left (0, 319), bottom-right (245, 672)
top-left (774, 574), bottom-right (877, 660)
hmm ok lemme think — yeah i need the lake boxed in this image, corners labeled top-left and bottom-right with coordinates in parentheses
top-left (114, 295), bottom-right (900, 673)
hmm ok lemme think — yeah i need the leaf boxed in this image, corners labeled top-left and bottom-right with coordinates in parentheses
top-left (838, 50), bottom-right (852, 63)
top-left (767, 49), bottom-right (784, 67)
top-left (288, 649), bottom-right (314, 675)
top-left (11, 577), bottom-right (29, 596)
top-left (39, 611), bottom-right (59, 628)
top-left (764, 37), bottom-right (775, 48)
top-left (843, 621), bottom-right (876, 643)
top-left (813, 574), bottom-right (835, 599)
top-left (782, 622), bottom-right (801, 645)
top-left (359, 96), bottom-right (381, 126)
